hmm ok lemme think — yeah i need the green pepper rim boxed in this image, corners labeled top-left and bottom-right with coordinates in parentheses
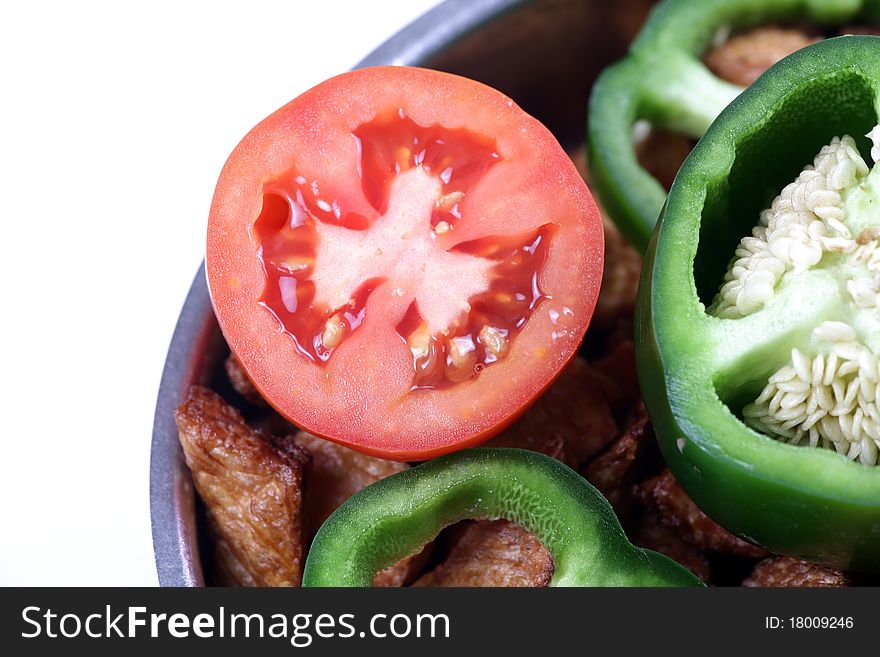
top-left (588, 0), bottom-right (873, 253)
top-left (638, 36), bottom-right (880, 571)
top-left (301, 448), bottom-right (703, 587)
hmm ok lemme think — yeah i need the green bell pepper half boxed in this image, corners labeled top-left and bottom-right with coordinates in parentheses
top-left (301, 448), bottom-right (702, 587)
top-left (588, 0), bottom-right (880, 253)
top-left (636, 36), bottom-right (880, 571)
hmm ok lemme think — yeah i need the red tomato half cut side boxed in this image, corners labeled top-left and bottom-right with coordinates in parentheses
top-left (207, 66), bottom-right (603, 460)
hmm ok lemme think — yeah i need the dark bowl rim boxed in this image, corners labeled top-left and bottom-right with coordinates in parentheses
top-left (149, 0), bottom-right (528, 587)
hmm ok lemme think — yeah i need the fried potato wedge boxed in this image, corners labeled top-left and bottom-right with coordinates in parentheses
top-left (582, 409), bottom-right (656, 519)
top-left (413, 520), bottom-right (553, 587)
top-left (293, 431), bottom-right (429, 587)
top-left (705, 26), bottom-right (819, 87)
top-left (487, 357), bottom-right (617, 469)
top-left (175, 386), bottom-right (309, 586)
top-left (294, 432), bottom-right (407, 536)
top-left (635, 469), bottom-right (769, 558)
top-left (591, 341), bottom-right (642, 423)
top-left (634, 128), bottom-right (694, 192)
top-left (593, 217), bottom-right (642, 332)
top-left (629, 511), bottom-right (713, 584)
top-left (743, 557), bottom-right (849, 588)
top-left (224, 353), bottom-right (267, 407)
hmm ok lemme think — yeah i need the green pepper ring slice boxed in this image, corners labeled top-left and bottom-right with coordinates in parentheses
top-left (638, 37), bottom-right (880, 571)
top-left (588, 0), bottom-right (878, 253)
top-left (301, 448), bottom-right (702, 587)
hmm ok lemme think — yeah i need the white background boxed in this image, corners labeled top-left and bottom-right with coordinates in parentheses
top-left (0, 0), bottom-right (440, 585)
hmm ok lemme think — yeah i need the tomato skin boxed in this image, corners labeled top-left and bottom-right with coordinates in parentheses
top-left (207, 66), bottom-right (603, 460)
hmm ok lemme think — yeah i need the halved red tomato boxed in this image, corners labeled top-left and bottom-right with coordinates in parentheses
top-left (207, 66), bottom-right (603, 460)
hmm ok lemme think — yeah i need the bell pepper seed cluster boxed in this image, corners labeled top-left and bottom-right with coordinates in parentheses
top-left (710, 128), bottom-right (880, 464)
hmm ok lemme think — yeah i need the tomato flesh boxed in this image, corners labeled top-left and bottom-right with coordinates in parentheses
top-left (255, 109), bottom-right (556, 389)
top-left (206, 67), bottom-right (603, 459)
top-left (356, 107), bottom-right (500, 229)
top-left (398, 224), bottom-right (556, 389)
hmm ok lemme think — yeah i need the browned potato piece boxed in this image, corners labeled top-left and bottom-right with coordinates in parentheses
top-left (175, 386), bottom-right (309, 587)
top-left (634, 128), bottom-right (695, 192)
top-left (571, 147), bottom-right (642, 337)
top-left (412, 520), bottom-right (554, 587)
top-left (487, 356), bottom-right (617, 469)
top-left (629, 511), bottom-right (713, 584)
top-left (372, 551), bottom-right (435, 588)
top-left (208, 516), bottom-right (259, 587)
top-left (838, 25), bottom-right (880, 36)
top-left (635, 469), bottom-right (770, 558)
top-left (294, 431), bottom-right (408, 537)
top-left (704, 26), bottom-right (819, 87)
top-left (582, 409), bottom-right (656, 519)
top-left (224, 353), bottom-right (267, 406)
top-left (593, 217), bottom-right (643, 331)
top-left (743, 557), bottom-right (849, 587)
top-left (292, 431), bottom-right (428, 587)
top-left (591, 340), bottom-right (642, 423)
top-left (570, 148), bottom-right (642, 338)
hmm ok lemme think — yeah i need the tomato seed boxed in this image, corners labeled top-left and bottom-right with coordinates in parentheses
top-left (478, 325), bottom-right (509, 360)
top-left (321, 314), bottom-right (346, 350)
top-left (447, 335), bottom-right (478, 382)
top-left (436, 191), bottom-right (464, 213)
top-left (407, 323), bottom-right (432, 360)
top-left (279, 254), bottom-right (313, 273)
